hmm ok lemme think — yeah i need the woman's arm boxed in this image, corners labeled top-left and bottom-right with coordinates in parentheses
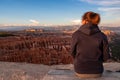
top-left (103, 36), bottom-right (111, 62)
top-left (71, 32), bottom-right (78, 59)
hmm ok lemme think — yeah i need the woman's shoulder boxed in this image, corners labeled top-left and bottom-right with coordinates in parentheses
top-left (72, 30), bottom-right (81, 37)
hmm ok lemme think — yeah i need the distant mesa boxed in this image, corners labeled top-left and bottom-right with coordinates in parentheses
top-left (62, 28), bottom-right (78, 34)
top-left (25, 28), bottom-right (36, 32)
top-left (25, 28), bottom-right (43, 32)
top-left (63, 28), bottom-right (115, 36)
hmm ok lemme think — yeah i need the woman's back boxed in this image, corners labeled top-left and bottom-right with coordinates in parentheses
top-left (72, 23), bottom-right (109, 74)
top-left (71, 11), bottom-right (110, 78)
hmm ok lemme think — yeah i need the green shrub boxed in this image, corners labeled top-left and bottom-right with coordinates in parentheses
top-left (0, 32), bottom-right (14, 37)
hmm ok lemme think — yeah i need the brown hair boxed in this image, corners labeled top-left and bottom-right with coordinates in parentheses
top-left (82, 11), bottom-right (100, 25)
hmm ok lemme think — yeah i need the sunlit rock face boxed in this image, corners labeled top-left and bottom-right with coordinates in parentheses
top-left (102, 30), bottom-right (115, 36)
top-left (102, 30), bottom-right (116, 42)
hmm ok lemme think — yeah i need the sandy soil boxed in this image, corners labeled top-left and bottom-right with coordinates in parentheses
top-left (0, 62), bottom-right (120, 80)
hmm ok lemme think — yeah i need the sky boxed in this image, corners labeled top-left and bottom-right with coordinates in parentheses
top-left (0, 0), bottom-right (120, 27)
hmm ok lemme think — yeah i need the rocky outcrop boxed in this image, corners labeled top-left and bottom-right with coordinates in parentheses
top-left (0, 30), bottom-right (118, 65)
top-left (102, 30), bottom-right (116, 42)
top-left (0, 36), bottom-right (73, 65)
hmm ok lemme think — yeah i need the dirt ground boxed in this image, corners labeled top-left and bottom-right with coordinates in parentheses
top-left (0, 62), bottom-right (120, 80)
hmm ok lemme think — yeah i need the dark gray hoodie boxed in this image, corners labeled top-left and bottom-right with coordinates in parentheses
top-left (71, 23), bottom-right (110, 74)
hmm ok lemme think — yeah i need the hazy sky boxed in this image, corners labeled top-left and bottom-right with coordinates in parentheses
top-left (0, 0), bottom-right (120, 26)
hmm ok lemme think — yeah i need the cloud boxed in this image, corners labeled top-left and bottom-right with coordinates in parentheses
top-left (80, 0), bottom-right (120, 12)
top-left (80, 0), bottom-right (120, 6)
top-left (80, 0), bottom-right (120, 15)
top-left (79, 0), bottom-right (120, 26)
top-left (98, 7), bottom-right (120, 12)
top-left (71, 19), bottom-right (81, 24)
top-left (29, 19), bottom-right (39, 24)
top-left (97, 5), bottom-right (120, 16)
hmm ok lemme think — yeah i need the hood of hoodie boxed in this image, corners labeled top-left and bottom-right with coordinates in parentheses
top-left (79, 23), bottom-right (101, 35)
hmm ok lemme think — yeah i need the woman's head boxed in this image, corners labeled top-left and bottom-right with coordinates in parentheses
top-left (82, 11), bottom-right (100, 25)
